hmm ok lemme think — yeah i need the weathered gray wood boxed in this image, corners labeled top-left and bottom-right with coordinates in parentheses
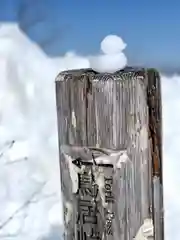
top-left (55, 67), bottom-right (164, 240)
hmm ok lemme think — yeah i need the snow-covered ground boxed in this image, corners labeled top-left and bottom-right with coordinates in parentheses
top-left (0, 24), bottom-right (65, 240)
top-left (0, 23), bottom-right (179, 239)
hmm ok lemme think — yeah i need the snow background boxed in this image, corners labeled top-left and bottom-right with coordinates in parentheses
top-left (0, 23), bottom-right (179, 239)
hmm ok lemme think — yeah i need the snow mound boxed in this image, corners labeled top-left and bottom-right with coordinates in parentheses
top-left (0, 23), bottom-right (180, 240)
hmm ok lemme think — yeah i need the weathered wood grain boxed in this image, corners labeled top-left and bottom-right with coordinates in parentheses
top-left (55, 67), bottom-right (164, 240)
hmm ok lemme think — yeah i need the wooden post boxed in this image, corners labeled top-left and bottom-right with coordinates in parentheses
top-left (55, 67), bottom-right (164, 240)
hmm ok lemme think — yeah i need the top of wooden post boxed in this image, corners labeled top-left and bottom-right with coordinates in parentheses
top-left (55, 67), bottom-right (159, 82)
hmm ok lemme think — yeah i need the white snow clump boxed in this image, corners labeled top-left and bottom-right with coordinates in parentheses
top-left (89, 34), bottom-right (127, 73)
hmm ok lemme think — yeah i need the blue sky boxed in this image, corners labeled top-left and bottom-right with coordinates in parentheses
top-left (0, 0), bottom-right (179, 71)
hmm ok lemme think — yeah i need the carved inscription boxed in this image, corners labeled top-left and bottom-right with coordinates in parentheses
top-left (76, 159), bottom-right (114, 240)
top-left (104, 176), bottom-right (114, 236)
top-left (104, 176), bottom-right (114, 204)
